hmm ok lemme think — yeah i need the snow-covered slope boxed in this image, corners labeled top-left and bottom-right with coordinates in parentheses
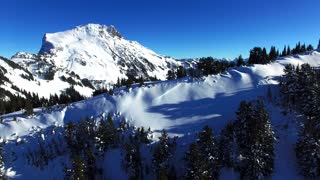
top-left (2, 26), bottom-right (320, 178)
top-left (0, 56), bottom-right (92, 99)
top-left (2, 53), bottom-right (317, 178)
top-left (276, 50), bottom-right (320, 67)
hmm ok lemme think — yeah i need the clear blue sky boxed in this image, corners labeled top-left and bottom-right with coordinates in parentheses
top-left (1, 0), bottom-right (320, 59)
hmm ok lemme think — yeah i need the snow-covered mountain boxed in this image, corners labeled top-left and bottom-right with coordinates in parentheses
top-left (2, 23), bottom-right (320, 179)
top-left (12, 24), bottom-right (181, 93)
top-left (1, 51), bottom-right (320, 179)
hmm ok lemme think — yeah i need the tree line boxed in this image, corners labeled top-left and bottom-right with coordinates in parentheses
top-left (0, 86), bottom-right (85, 116)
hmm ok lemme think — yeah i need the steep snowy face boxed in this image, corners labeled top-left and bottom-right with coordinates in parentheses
top-left (36, 24), bottom-right (179, 83)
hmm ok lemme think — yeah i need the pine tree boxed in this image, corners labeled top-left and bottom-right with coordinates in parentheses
top-left (97, 117), bottom-right (108, 152)
top-left (307, 44), bottom-right (314, 51)
top-left (301, 43), bottom-right (306, 53)
top-left (236, 55), bottom-right (245, 67)
top-left (286, 46), bottom-right (291, 55)
top-left (24, 100), bottom-right (34, 116)
top-left (219, 122), bottom-right (237, 168)
top-left (197, 125), bottom-right (220, 179)
top-left (166, 70), bottom-right (176, 80)
top-left (268, 46), bottom-right (278, 61)
top-left (124, 141), bottom-right (143, 180)
top-left (280, 64), bottom-right (299, 106)
top-left (134, 127), bottom-right (152, 144)
top-left (176, 66), bottom-right (187, 78)
top-left (318, 39), bottom-right (320, 50)
top-left (298, 64), bottom-right (316, 119)
top-left (248, 47), bottom-right (270, 64)
top-left (296, 117), bottom-right (320, 177)
top-left (184, 143), bottom-right (210, 180)
top-left (105, 113), bottom-right (119, 148)
top-left (152, 130), bottom-right (176, 179)
top-left (262, 47), bottom-right (268, 63)
top-left (234, 101), bottom-right (275, 179)
top-left (281, 46), bottom-right (287, 56)
top-left (71, 154), bottom-right (87, 180)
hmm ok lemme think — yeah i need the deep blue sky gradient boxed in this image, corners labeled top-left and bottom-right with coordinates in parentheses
top-left (1, 0), bottom-right (320, 59)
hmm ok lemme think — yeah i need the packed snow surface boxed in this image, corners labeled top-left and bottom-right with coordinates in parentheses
top-left (3, 51), bottom-right (318, 178)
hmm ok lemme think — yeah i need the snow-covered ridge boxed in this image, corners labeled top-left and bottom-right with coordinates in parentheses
top-left (3, 51), bottom-right (320, 178)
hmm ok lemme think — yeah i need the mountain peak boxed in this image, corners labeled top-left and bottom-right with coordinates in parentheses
top-left (39, 23), bottom-right (123, 54)
top-left (27, 23), bottom-right (180, 83)
top-left (74, 23), bottom-right (122, 38)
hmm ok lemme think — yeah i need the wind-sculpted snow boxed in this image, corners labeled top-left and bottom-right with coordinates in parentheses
top-left (0, 59), bottom-right (309, 179)
top-left (3, 47), bottom-right (320, 179)
top-left (0, 63), bottom-right (284, 140)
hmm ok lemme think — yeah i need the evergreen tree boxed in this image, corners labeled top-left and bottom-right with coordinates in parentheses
top-left (176, 66), bottom-right (187, 78)
top-left (184, 143), bottom-right (210, 180)
top-left (97, 117), bottom-right (108, 152)
top-left (262, 47), bottom-right (268, 63)
top-left (134, 127), bottom-right (152, 144)
top-left (307, 44), bottom-right (314, 51)
top-left (124, 141), bottom-right (143, 180)
top-left (166, 70), bottom-right (176, 80)
top-left (286, 46), bottom-right (291, 55)
top-left (152, 130), bottom-right (176, 179)
top-left (219, 122), bottom-right (238, 168)
top-left (70, 154), bottom-right (87, 180)
top-left (24, 100), bottom-right (34, 116)
top-left (281, 46), bottom-right (287, 57)
top-left (236, 55), bottom-right (245, 67)
top-left (280, 64), bottom-right (299, 106)
top-left (318, 39), bottom-right (320, 50)
top-left (197, 125), bottom-right (220, 179)
top-left (105, 113), bottom-right (119, 148)
top-left (296, 117), bottom-right (320, 177)
top-left (298, 64), bottom-right (316, 118)
top-left (268, 46), bottom-right (278, 61)
top-left (234, 101), bottom-right (275, 179)
top-left (248, 47), bottom-right (270, 64)
top-left (301, 43), bottom-right (306, 53)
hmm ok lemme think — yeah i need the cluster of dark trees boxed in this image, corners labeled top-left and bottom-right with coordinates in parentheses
top-left (63, 114), bottom-right (121, 179)
top-left (248, 46), bottom-right (278, 64)
top-left (166, 57), bottom-right (234, 80)
top-left (115, 75), bottom-right (160, 88)
top-left (196, 57), bottom-right (234, 76)
top-left (24, 114), bottom-right (153, 179)
top-left (166, 66), bottom-right (189, 80)
top-left (167, 40), bottom-right (319, 80)
top-left (280, 63), bottom-right (320, 177)
top-left (20, 100), bottom-right (275, 179)
top-left (184, 125), bottom-right (220, 179)
top-left (248, 40), bottom-right (318, 65)
top-left (280, 42), bottom-right (315, 57)
top-left (185, 100), bottom-right (274, 179)
top-left (0, 86), bottom-right (85, 116)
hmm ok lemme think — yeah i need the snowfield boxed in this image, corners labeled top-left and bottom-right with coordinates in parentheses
top-left (2, 50), bottom-right (319, 178)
